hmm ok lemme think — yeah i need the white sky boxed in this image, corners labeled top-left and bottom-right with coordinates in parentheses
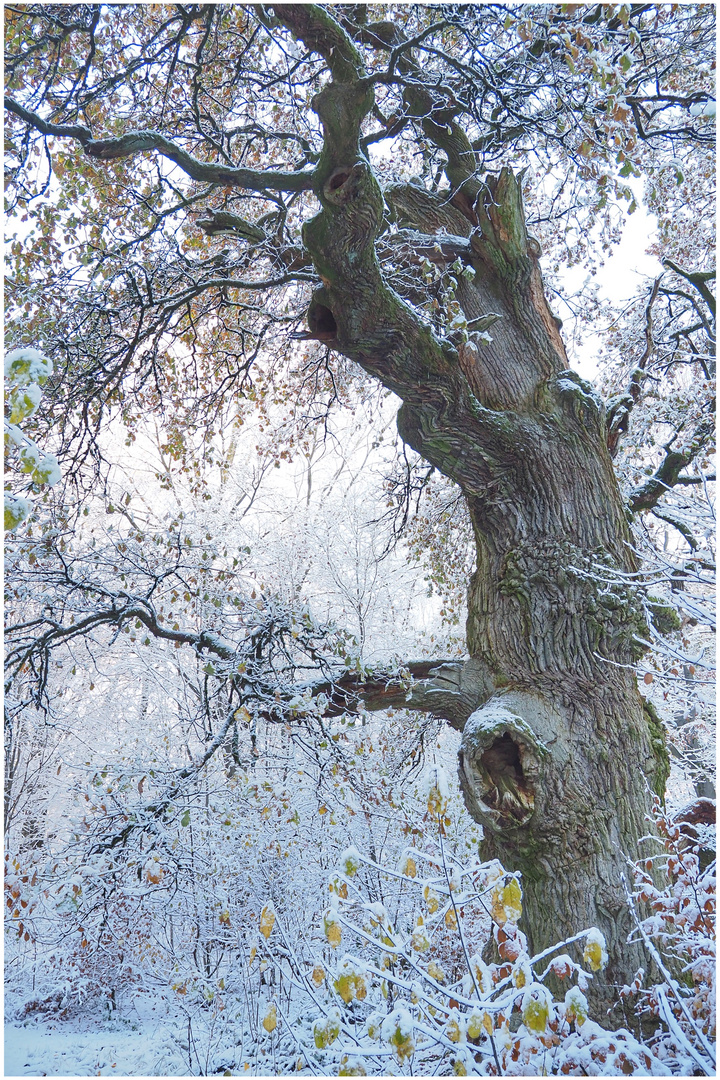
top-left (569, 194), bottom-right (663, 380)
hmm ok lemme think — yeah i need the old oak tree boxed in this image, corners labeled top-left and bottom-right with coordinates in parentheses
top-left (5, 3), bottom-right (715, 1008)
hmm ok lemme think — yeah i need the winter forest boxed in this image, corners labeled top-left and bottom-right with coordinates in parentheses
top-left (3, 4), bottom-right (716, 1077)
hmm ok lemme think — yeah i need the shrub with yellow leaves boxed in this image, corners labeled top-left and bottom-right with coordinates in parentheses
top-left (292, 803), bottom-right (674, 1076)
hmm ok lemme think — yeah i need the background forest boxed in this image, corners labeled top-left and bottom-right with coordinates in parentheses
top-left (4, 3), bottom-right (716, 1077)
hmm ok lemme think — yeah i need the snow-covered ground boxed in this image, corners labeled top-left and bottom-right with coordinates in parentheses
top-left (4, 985), bottom-right (299, 1077)
top-left (5, 990), bottom-right (192, 1077)
top-left (6, 1021), bottom-right (184, 1077)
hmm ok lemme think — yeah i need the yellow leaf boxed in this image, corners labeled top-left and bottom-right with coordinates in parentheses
top-left (401, 855), bottom-right (417, 878)
top-left (328, 923), bottom-right (342, 947)
top-left (313, 1011), bottom-right (341, 1049)
top-left (521, 986), bottom-right (553, 1033)
top-left (583, 929), bottom-right (608, 972)
top-left (491, 878), bottom-right (522, 926)
top-left (446, 1014), bottom-right (463, 1043)
top-left (387, 1023), bottom-right (415, 1062)
top-left (311, 965), bottom-right (325, 987)
top-left (445, 907), bottom-right (458, 931)
top-left (334, 970), bottom-right (367, 1004)
top-left (565, 986), bottom-right (589, 1027)
top-left (512, 958), bottom-right (532, 989)
top-left (424, 885), bottom-right (439, 914)
top-left (466, 1010), bottom-right (483, 1040)
top-left (334, 974), bottom-right (353, 1004)
top-left (260, 904), bottom-right (275, 939)
top-left (262, 1004), bottom-right (277, 1033)
top-left (324, 911), bottom-right (341, 947)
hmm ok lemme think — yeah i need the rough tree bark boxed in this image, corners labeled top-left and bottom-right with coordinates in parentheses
top-left (271, 6), bottom-right (668, 1007)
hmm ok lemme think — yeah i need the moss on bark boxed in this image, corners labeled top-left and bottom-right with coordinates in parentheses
top-left (643, 698), bottom-right (671, 800)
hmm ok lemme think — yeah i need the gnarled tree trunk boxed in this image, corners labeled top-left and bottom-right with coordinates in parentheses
top-left (273, 6), bottom-right (667, 1007)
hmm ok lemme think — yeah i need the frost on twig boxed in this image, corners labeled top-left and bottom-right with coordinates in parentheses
top-left (4, 347), bottom-right (61, 531)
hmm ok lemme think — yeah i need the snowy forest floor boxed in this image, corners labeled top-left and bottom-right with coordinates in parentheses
top-left (5, 987), bottom-right (262, 1077)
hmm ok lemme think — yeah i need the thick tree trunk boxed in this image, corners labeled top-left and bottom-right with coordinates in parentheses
top-left (273, 5), bottom-right (668, 1010)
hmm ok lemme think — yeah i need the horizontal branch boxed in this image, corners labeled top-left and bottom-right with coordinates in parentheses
top-left (316, 657), bottom-right (492, 729)
top-left (4, 95), bottom-right (315, 193)
top-left (4, 599), bottom-right (237, 686)
top-left (6, 583), bottom-right (491, 728)
top-left (157, 270), bottom-right (317, 309)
